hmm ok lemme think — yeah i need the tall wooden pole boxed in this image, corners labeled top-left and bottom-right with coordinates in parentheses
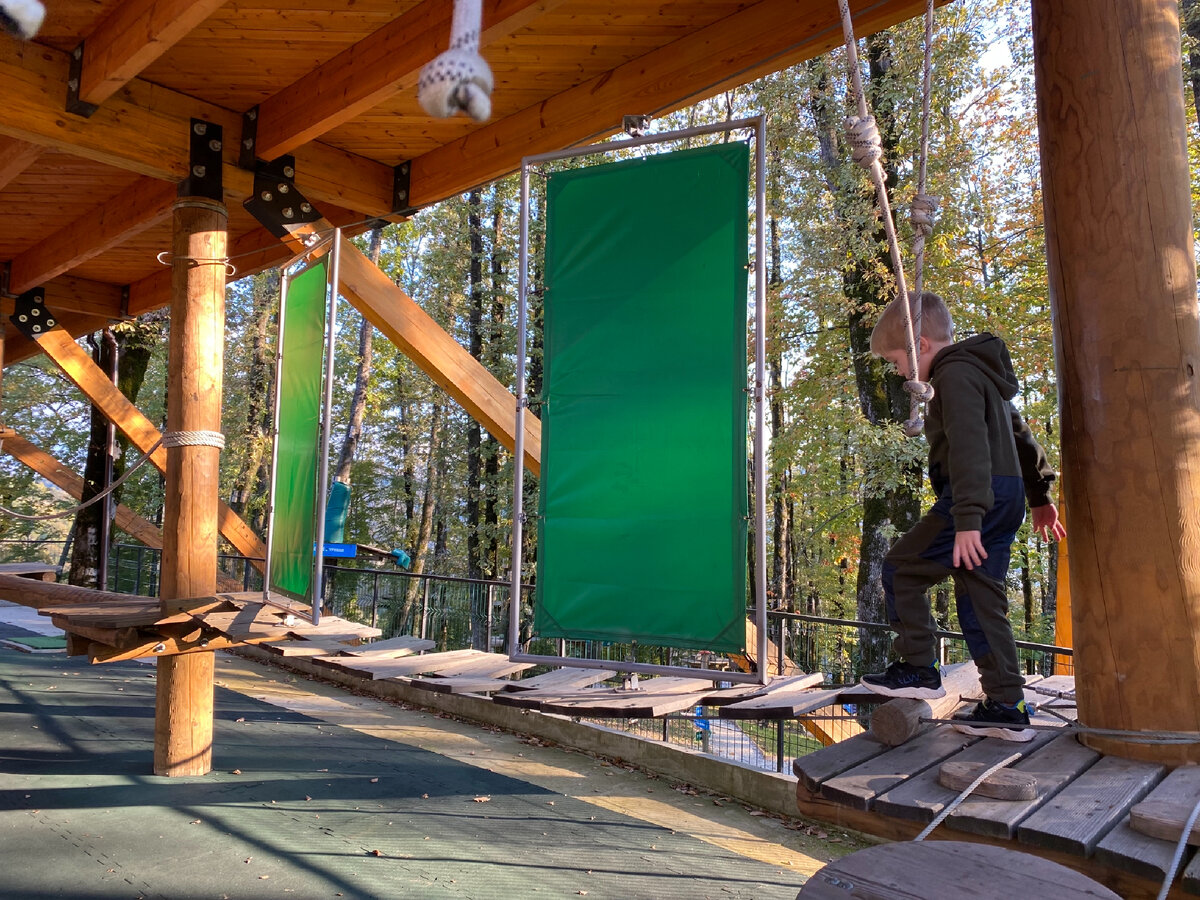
top-left (1034, 0), bottom-right (1200, 764)
top-left (155, 197), bottom-right (227, 776)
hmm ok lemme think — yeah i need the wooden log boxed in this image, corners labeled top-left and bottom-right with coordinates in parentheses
top-left (868, 662), bottom-right (980, 746)
top-left (154, 197), bottom-right (225, 778)
top-left (938, 761), bottom-right (1038, 801)
top-left (0, 571), bottom-right (155, 609)
top-left (1034, 0), bottom-right (1200, 764)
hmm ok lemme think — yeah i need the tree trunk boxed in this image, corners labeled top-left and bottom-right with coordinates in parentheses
top-left (401, 401), bottom-right (442, 628)
top-left (68, 329), bottom-right (117, 588)
top-left (767, 205), bottom-right (791, 606)
top-left (333, 226), bottom-right (383, 486)
top-left (228, 271), bottom-right (276, 533)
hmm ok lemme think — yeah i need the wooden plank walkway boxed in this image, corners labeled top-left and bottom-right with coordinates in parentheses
top-left (791, 673), bottom-right (1200, 898)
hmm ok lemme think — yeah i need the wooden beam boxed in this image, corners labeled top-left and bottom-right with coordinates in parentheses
top-left (0, 571), bottom-right (156, 610)
top-left (0, 41), bottom-right (395, 217)
top-left (7, 177), bottom-right (177, 295)
top-left (0, 136), bottom-right (41, 190)
top-left (76, 0), bottom-right (231, 109)
top-left (252, 0), bottom-right (558, 161)
top-left (0, 426), bottom-right (163, 549)
top-left (91, 629), bottom-right (280, 664)
top-left (30, 324), bottom-right (267, 566)
top-left (406, 0), bottom-right (928, 208)
top-left (1035, 0), bottom-right (1200, 765)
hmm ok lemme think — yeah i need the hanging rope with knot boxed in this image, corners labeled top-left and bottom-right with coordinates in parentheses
top-left (837, 0), bottom-right (938, 437)
top-left (418, 0), bottom-right (494, 122)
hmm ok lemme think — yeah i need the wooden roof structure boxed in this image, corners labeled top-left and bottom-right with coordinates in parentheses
top-left (0, 0), bottom-right (934, 367)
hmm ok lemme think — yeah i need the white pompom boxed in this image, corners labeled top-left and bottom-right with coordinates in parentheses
top-left (0, 0), bottom-right (45, 40)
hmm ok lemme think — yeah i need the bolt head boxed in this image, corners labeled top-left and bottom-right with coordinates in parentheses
top-left (194, 122), bottom-right (207, 135)
top-left (209, 139), bottom-right (222, 152)
top-left (282, 207), bottom-right (295, 219)
top-left (261, 191), bottom-right (273, 202)
top-left (277, 183), bottom-right (290, 194)
top-left (192, 165), bottom-right (206, 177)
top-left (283, 166), bottom-right (295, 178)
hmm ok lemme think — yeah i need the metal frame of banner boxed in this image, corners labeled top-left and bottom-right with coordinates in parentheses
top-left (507, 115), bottom-right (770, 685)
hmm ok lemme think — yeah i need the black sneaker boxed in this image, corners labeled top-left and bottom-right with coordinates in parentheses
top-left (860, 660), bottom-right (946, 699)
top-left (952, 698), bottom-right (1036, 742)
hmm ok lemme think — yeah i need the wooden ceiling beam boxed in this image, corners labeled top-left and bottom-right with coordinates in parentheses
top-left (75, 0), bottom-right (232, 110)
top-left (251, 0), bottom-right (562, 161)
top-left (0, 136), bottom-right (41, 190)
top-left (7, 177), bottom-right (177, 295)
top-left (408, 0), bottom-right (928, 208)
top-left (0, 42), bottom-right (395, 217)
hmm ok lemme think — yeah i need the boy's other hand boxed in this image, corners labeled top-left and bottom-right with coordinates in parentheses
top-left (1032, 503), bottom-right (1067, 542)
top-left (953, 530), bottom-right (987, 570)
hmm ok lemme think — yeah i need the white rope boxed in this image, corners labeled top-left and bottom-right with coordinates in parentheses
top-left (913, 751), bottom-right (1023, 842)
top-left (0, 0), bottom-right (45, 40)
top-left (418, 0), bottom-right (493, 122)
top-left (162, 430), bottom-right (226, 449)
top-left (1158, 796), bottom-right (1200, 900)
top-left (0, 437), bottom-right (162, 522)
top-left (836, 0), bottom-right (936, 437)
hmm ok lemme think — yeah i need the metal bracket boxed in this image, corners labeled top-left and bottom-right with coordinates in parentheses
top-left (393, 161), bottom-right (416, 216)
top-left (242, 156), bottom-right (322, 239)
top-left (65, 43), bottom-right (99, 118)
top-left (239, 106), bottom-right (260, 170)
top-left (9, 288), bottom-right (57, 340)
top-left (623, 114), bottom-right (652, 137)
top-left (179, 119), bottom-right (224, 201)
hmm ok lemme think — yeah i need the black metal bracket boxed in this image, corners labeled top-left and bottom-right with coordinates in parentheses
top-left (242, 156), bottom-right (322, 239)
top-left (239, 106), bottom-right (260, 170)
top-left (65, 42), bottom-right (99, 118)
top-left (393, 161), bottom-right (416, 216)
top-left (179, 119), bottom-right (224, 201)
top-left (9, 288), bottom-right (57, 340)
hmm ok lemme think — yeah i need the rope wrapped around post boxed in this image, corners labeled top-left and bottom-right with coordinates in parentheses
top-left (837, 0), bottom-right (936, 436)
top-left (162, 430), bottom-right (226, 449)
top-left (418, 0), bottom-right (494, 122)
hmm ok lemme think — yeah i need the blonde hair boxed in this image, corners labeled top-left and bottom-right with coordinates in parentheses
top-left (869, 292), bottom-right (954, 356)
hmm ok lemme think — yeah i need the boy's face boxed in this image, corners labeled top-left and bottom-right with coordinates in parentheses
top-left (880, 339), bottom-right (933, 382)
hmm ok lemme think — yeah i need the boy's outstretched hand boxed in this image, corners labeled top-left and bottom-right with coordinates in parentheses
top-left (1032, 503), bottom-right (1067, 542)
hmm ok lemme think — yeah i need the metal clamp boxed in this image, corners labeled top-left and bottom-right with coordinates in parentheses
top-left (9, 288), bottom-right (56, 340)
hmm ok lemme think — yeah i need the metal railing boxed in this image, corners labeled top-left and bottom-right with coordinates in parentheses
top-left (12, 542), bottom-right (1072, 773)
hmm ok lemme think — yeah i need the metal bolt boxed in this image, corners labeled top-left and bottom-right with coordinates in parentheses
top-left (17, 314), bottom-right (26, 322)
top-left (192, 165), bottom-right (206, 178)
top-left (277, 183), bottom-right (290, 194)
top-left (31, 324), bottom-right (41, 333)
top-left (260, 190), bottom-right (273, 202)
top-left (30, 308), bottom-right (40, 317)
top-left (67, 78), bottom-right (79, 92)
top-left (209, 139), bottom-right (222, 152)
top-left (73, 46), bottom-right (82, 60)
top-left (300, 202), bottom-right (312, 213)
top-left (45, 319), bottom-right (55, 328)
top-left (397, 189), bottom-right (408, 201)
top-left (153, 642), bottom-right (166, 653)
top-left (194, 122), bottom-right (207, 135)
top-left (282, 207), bottom-right (294, 219)
top-left (243, 137), bottom-right (254, 149)
top-left (283, 165), bottom-right (295, 178)
top-left (400, 163), bottom-right (410, 175)
top-left (246, 108), bottom-right (257, 121)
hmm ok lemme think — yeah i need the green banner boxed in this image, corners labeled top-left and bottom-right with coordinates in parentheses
top-left (270, 259), bottom-right (328, 602)
top-left (536, 142), bottom-right (750, 652)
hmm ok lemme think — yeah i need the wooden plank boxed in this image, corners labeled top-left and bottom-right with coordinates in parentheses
top-left (721, 685), bottom-right (843, 720)
top-left (313, 648), bottom-right (486, 679)
top-left (419, 655), bottom-right (532, 680)
top-left (89, 629), bottom-right (283, 664)
top-left (818, 726), bottom-right (979, 811)
top-left (1017, 755), bottom-right (1166, 856)
top-left (32, 326), bottom-right (267, 568)
top-left (539, 678), bottom-right (716, 718)
top-left (262, 638), bottom-right (361, 658)
top-left (0, 562), bottom-right (59, 580)
top-left (1095, 819), bottom-right (1189, 883)
top-left (1182, 846), bottom-right (1200, 895)
top-left (338, 635), bottom-right (436, 657)
top-left (279, 614), bottom-right (380, 640)
top-left (7, 177), bottom-right (177, 295)
top-left (947, 733), bottom-right (1101, 840)
top-left (1128, 765), bottom-right (1200, 845)
top-left (0, 135), bottom-right (41, 190)
top-left (47, 617), bottom-right (139, 649)
top-left (798, 841), bottom-right (1121, 900)
top-left (792, 732), bottom-right (894, 793)
top-left (409, 675), bottom-right (521, 695)
top-left (499, 667), bottom-right (613, 693)
top-left (77, 0), bottom-right (232, 108)
top-left (801, 706), bottom-right (868, 746)
top-left (873, 729), bottom-right (1056, 823)
top-left (252, 0), bottom-right (559, 160)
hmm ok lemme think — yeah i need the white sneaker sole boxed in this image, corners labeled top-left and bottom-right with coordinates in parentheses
top-left (859, 679), bottom-right (947, 700)
top-left (951, 721), bottom-right (1036, 742)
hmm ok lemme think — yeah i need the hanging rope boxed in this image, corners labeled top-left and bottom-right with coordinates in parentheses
top-left (418, 0), bottom-right (494, 122)
top-left (837, 0), bottom-right (937, 437)
top-left (0, 436), bottom-right (163, 522)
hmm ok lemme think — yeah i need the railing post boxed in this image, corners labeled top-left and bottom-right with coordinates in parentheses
top-left (135, 546), bottom-right (144, 595)
top-left (420, 578), bottom-right (431, 640)
top-left (372, 571), bottom-right (380, 629)
top-left (486, 583), bottom-right (494, 651)
top-left (776, 720), bottom-right (785, 773)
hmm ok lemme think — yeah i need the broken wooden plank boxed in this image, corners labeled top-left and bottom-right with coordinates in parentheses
top-left (946, 733), bottom-right (1101, 840)
top-left (818, 726), bottom-right (978, 811)
top-left (873, 730), bottom-right (1055, 822)
top-left (1128, 764), bottom-right (1200, 846)
top-left (1017, 754), bottom-right (1166, 856)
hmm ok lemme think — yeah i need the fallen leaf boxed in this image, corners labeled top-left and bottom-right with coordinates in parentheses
top-left (190, 819), bottom-right (202, 825)
top-left (231, 769), bottom-right (242, 776)
top-left (370, 778), bottom-right (379, 784)
top-left (369, 849), bottom-right (383, 857)
top-left (473, 796), bottom-right (491, 803)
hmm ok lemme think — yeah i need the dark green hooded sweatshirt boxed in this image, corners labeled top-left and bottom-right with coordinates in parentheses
top-left (925, 333), bottom-right (1056, 533)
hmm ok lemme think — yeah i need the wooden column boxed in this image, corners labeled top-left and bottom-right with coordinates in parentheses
top-left (155, 197), bottom-right (226, 777)
top-left (1034, 0), bottom-right (1200, 764)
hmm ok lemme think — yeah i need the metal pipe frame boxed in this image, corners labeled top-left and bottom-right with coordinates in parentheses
top-left (508, 115), bottom-right (770, 685)
top-left (311, 228), bottom-right (343, 627)
top-left (262, 264), bottom-right (291, 607)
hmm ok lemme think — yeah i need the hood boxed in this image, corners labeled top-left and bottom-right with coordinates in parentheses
top-left (929, 333), bottom-right (1018, 401)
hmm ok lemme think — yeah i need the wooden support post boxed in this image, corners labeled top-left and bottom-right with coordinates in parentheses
top-left (154, 197), bottom-right (226, 777)
top-left (1034, 0), bottom-right (1200, 763)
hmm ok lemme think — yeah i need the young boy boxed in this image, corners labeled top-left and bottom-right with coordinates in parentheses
top-left (860, 292), bottom-right (1066, 742)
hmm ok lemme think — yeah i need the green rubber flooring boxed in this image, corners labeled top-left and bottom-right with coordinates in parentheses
top-left (0, 642), bottom-right (818, 899)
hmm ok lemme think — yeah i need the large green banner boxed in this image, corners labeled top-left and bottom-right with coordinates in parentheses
top-left (536, 142), bottom-right (750, 652)
top-left (270, 259), bottom-right (328, 602)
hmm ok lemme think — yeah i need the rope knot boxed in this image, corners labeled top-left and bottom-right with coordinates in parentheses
top-left (902, 417), bottom-right (925, 438)
top-left (903, 379), bottom-right (935, 403)
top-left (910, 193), bottom-right (940, 237)
top-left (418, 1), bottom-right (493, 122)
top-left (843, 115), bottom-right (883, 168)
